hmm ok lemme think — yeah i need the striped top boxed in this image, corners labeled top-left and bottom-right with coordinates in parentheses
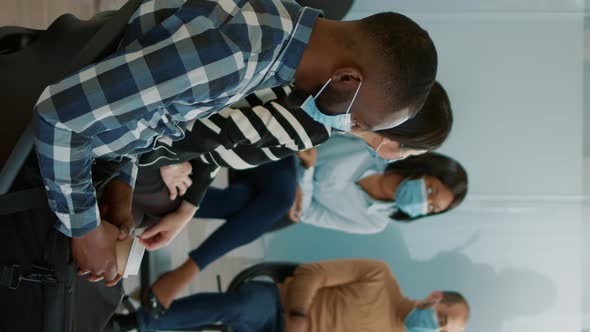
top-left (139, 85), bottom-right (331, 207)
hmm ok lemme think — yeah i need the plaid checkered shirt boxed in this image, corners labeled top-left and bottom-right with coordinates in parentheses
top-left (33, 0), bottom-right (321, 236)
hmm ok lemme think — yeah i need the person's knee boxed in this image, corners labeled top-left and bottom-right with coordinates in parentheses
top-left (261, 181), bottom-right (296, 213)
top-left (251, 159), bottom-right (297, 211)
top-left (233, 282), bottom-right (278, 308)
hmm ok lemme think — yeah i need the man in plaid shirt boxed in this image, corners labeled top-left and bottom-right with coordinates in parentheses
top-left (33, 0), bottom-right (437, 283)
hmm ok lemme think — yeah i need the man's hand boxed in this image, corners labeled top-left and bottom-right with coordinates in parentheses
top-left (296, 148), bottom-right (317, 169)
top-left (288, 186), bottom-right (303, 222)
top-left (99, 179), bottom-right (134, 240)
top-left (284, 315), bottom-right (308, 332)
top-left (71, 221), bottom-right (122, 286)
top-left (138, 201), bottom-right (198, 251)
top-left (160, 162), bottom-right (193, 200)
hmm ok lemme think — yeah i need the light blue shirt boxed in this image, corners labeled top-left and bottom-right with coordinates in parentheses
top-left (298, 134), bottom-right (396, 234)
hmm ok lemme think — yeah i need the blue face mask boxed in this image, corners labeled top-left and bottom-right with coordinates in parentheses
top-left (366, 140), bottom-right (382, 158)
top-left (366, 141), bottom-right (390, 164)
top-left (404, 307), bottom-right (440, 332)
top-left (395, 178), bottom-right (428, 218)
top-left (300, 77), bottom-right (362, 132)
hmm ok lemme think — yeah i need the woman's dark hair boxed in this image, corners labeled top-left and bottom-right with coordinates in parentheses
top-left (377, 81), bottom-right (452, 151)
top-left (385, 152), bottom-right (468, 222)
top-left (284, 81), bottom-right (451, 155)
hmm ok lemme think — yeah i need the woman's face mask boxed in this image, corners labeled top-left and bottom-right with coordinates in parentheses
top-left (404, 307), bottom-right (440, 332)
top-left (300, 77), bottom-right (362, 132)
top-left (366, 141), bottom-right (394, 164)
top-left (366, 140), bottom-right (405, 164)
top-left (395, 178), bottom-right (428, 218)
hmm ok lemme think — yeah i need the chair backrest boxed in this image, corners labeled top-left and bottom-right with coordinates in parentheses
top-left (166, 262), bottom-right (300, 332)
top-left (226, 262), bottom-right (299, 292)
top-left (0, 27), bottom-right (40, 194)
top-left (0, 27), bottom-right (41, 55)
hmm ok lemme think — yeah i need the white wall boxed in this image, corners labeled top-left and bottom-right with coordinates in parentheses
top-left (346, 0), bottom-right (585, 14)
top-left (347, 4), bottom-right (585, 196)
top-left (265, 199), bottom-right (582, 332)
top-left (266, 2), bottom-right (586, 332)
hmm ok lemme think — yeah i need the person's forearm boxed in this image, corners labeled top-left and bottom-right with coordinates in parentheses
top-left (177, 200), bottom-right (198, 219)
top-left (105, 179), bottom-right (133, 208)
top-left (173, 201), bottom-right (198, 230)
top-left (115, 156), bottom-right (138, 189)
top-left (180, 258), bottom-right (200, 276)
top-left (151, 258), bottom-right (201, 308)
top-left (34, 113), bottom-right (99, 237)
top-left (99, 178), bottom-right (136, 236)
top-left (285, 266), bottom-right (323, 315)
top-left (182, 160), bottom-right (218, 209)
top-left (174, 259), bottom-right (201, 291)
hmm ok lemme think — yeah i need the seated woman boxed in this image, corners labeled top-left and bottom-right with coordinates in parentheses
top-left (132, 82), bottom-right (455, 309)
top-left (289, 143), bottom-right (468, 234)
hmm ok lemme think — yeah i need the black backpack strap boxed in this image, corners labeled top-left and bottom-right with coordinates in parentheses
top-left (0, 264), bottom-right (58, 289)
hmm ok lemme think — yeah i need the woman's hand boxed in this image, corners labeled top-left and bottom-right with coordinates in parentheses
top-left (296, 148), bottom-right (317, 169)
top-left (151, 259), bottom-right (200, 309)
top-left (288, 186), bottom-right (303, 222)
top-left (138, 201), bottom-right (197, 251)
top-left (160, 162), bottom-right (193, 200)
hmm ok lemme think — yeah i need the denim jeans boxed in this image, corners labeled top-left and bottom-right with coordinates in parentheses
top-left (190, 157), bottom-right (297, 269)
top-left (136, 281), bottom-right (284, 332)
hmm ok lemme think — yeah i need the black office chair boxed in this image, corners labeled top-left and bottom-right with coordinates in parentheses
top-left (226, 262), bottom-right (299, 292)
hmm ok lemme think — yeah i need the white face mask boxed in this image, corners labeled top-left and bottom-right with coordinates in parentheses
top-left (300, 77), bottom-right (362, 132)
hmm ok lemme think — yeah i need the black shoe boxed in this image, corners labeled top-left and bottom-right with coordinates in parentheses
top-left (142, 288), bottom-right (168, 319)
top-left (105, 314), bottom-right (138, 332)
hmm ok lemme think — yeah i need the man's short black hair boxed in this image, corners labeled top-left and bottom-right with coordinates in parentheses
top-left (442, 291), bottom-right (471, 320)
top-left (360, 12), bottom-right (438, 116)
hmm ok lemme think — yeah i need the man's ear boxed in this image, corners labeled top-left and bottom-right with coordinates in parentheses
top-left (330, 67), bottom-right (362, 90)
